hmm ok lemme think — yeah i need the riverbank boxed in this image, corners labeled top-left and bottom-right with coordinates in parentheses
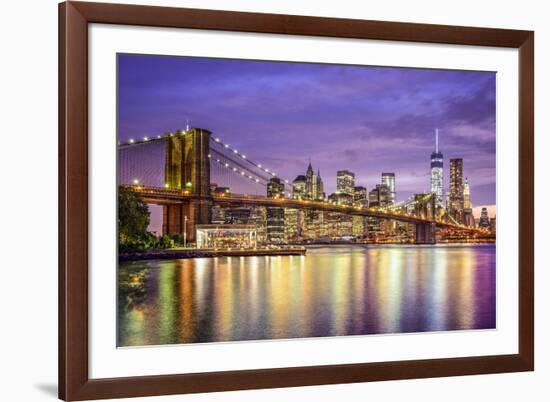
top-left (119, 247), bottom-right (307, 262)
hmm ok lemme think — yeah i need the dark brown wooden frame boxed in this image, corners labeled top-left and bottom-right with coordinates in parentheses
top-left (59, 1), bottom-right (534, 400)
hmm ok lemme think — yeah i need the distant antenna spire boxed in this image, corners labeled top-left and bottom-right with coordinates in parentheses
top-left (186, 118), bottom-right (190, 131)
top-left (435, 128), bottom-right (439, 153)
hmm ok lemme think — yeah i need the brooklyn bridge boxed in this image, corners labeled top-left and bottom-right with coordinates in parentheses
top-left (118, 127), bottom-right (488, 244)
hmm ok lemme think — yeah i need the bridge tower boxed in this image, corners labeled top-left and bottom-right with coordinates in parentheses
top-left (415, 222), bottom-right (436, 244)
top-left (413, 193), bottom-right (436, 244)
top-left (162, 128), bottom-right (212, 242)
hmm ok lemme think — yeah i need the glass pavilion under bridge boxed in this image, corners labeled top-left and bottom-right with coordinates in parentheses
top-left (196, 224), bottom-right (258, 249)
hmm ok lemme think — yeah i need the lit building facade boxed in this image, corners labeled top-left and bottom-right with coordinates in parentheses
top-left (464, 177), bottom-right (471, 209)
top-left (353, 186), bottom-right (368, 207)
top-left (381, 173), bottom-right (396, 205)
top-left (267, 177), bottom-right (285, 243)
top-left (304, 161), bottom-right (325, 200)
top-left (336, 170), bottom-right (355, 196)
top-left (292, 175), bottom-right (307, 199)
top-left (328, 192), bottom-right (353, 206)
top-left (211, 205), bottom-right (226, 224)
top-left (430, 129), bottom-right (444, 209)
top-left (463, 177), bottom-right (474, 227)
top-left (449, 158), bottom-right (464, 222)
top-left (368, 184), bottom-right (391, 208)
top-left (479, 207), bottom-right (491, 230)
top-left (284, 208), bottom-right (299, 241)
top-left (196, 224), bottom-right (257, 249)
top-left (267, 177), bottom-right (285, 198)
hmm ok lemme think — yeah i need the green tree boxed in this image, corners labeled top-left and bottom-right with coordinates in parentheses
top-left (118, 186), bottom-right (150, 251)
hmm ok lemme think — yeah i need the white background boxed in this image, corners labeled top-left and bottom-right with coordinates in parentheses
top-left (89, 24), bottom-right (519, 379)
top-left (0, 0), bottom-right (546, 401)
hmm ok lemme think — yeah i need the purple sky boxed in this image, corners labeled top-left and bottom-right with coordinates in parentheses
top-left (118, 53), bottom-right (496, 209)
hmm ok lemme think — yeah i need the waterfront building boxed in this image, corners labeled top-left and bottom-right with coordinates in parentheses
top-left (479, 207), bottom-right (491, 230)
top-left (302, 210), bottom-right (327, 239)
top-left (366, 217), bottom-right (381, 241)
top-left (430, 129), bottom-right (444, 209)
top-left (284, 208), bottom-right (299, 242)
top-left (266, 208), bottom-right (285, 243)
top-left (226, 207), bottom-right (251, 224)
top-left (267, 177), bottom-right (285, 243)
top-left (324, 212), bottom-right (353, 238)
top-left (381, 173), bottom-right (396, 205)
top-left (211, 205), bottom-right (226, 224)
top-left (249, 206), bottom-right (267, 244)
top-left (449, 158), bottom-right (464, 222)
top-left (336, 170), bottom-right (355, 196)
top-left (353, 186), bottom-right (368, 207)
top-left (352, 216), bottom-right (367, 239)
top-left (196, 224), bottom-right (257, 249)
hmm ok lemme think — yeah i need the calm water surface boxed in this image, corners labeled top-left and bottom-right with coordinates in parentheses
top-left (118, 244), bottom-right (496, 346)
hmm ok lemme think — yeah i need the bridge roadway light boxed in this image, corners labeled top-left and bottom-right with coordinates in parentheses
top-left (129, 139), bottom-right (134, 144)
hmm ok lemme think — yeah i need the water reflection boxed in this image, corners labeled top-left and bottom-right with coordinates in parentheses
top-left (118, 244), bottom-right (496, 346)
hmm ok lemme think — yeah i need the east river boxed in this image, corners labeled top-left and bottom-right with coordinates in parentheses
top-left (118, 244), bottom-right (496, 346)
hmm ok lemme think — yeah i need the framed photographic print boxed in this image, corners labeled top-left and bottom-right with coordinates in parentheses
top-left (59, 1), bottom-right (534, 400)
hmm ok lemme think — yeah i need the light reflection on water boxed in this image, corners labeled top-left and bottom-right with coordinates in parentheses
top-left (118, 244), bottom-right (496, 347)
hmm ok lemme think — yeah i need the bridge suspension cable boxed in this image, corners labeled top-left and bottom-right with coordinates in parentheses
top-left (210, 136), bottom-right (294, 190)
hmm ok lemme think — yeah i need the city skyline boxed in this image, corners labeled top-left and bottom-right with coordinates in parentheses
top-left (118, 54), bottom-right (496, 212)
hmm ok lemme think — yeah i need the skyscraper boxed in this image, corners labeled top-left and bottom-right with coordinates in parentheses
top-left (292, 175), bottom-right (307, 199)
top-left (305, 160), bottom-right (315, 198)
top-left (463, 177), bottom-right (474, 226)
top-left (464, 177), bottom-right (471, 209)
top-left (381, 173), bottom-right (395, 205)
top-left (305, 160), bottom-right (325, 200)
top-left (313, 168), bottom-right (325, 200)
top-left (449, 158), bottom-right (464, 221)
top-left (368, 184), bottom-right (391, 208)
top-left (267, 177), bottom-right (285, 198)
top-left (479, 207), bottom-right (491, 230)
top-left (336, 170), bottom-right (355, 196)
top-left (430, 129), bottom-right (444, 209)
top-left (353, 186), bottom-right (368, 207)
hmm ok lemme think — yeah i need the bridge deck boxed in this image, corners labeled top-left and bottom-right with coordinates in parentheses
top-left (123, 185), bottom-right (485, 232)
